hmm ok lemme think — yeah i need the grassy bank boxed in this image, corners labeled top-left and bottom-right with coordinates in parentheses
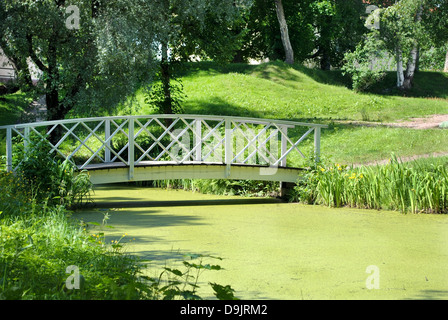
top-left (121, 61), bottom-right (448, 165)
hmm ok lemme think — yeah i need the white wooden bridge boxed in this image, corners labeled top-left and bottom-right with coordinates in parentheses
top-left (1, 114), bottom-right (327, 184)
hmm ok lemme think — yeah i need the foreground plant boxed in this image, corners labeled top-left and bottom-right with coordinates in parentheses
top-left (12, 134), bottom-right (93, 207)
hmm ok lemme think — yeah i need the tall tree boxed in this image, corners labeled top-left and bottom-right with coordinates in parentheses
top-left (145, 0), bottom-right (251, 115)
top-left (424, 0), bottom-right (448, 72)
top-left (233, 0), bottom-right (366, 69)
top-left (313, 0), bottom-right (367, 70)
top-left (380, 0), bottom-right (436, 89)
top-left (402, 3), bottom-right (423, 89)
top-left (345, 0), bottom-right (438, 90)
top-left (274, 0), bottom-right (294, 64)
top-left (1, 0), bottom-right (157, 127)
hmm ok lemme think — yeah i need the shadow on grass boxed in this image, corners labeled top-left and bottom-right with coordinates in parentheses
top-left (74, 208), bottom-right (205, 230)
top-left (180, 61), bottom-right (352, 89)
top-left (184, 97), bottom-right (268, 119)
top-left (366, 71), bottom-right (448, 99)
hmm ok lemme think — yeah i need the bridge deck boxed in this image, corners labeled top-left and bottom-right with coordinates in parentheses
top-left (81, 161), bottom-right (305, 185)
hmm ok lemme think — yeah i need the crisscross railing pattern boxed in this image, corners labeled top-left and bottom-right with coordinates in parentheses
top-left (1, 114), bottom-right (326, 180)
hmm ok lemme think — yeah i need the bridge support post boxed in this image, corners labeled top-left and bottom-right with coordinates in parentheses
top-left (194, 119), bottom-right (202, 161)
top-left (128, 118), bottom-right (135, 180)
top-left (225, 119), bottom-right (231, 178)
top-left (24, 127), bottom-right (30, 153)
top-left (314, 127), bottom-right (321, 164)
top-left (6, 127), bottom-right (12, 172)
top-left (280, 181), bottom-right (295, 199)
top-left (105, 119), bottom-right (111, 163)
top-left (279, 126), bottom-right (288, 167)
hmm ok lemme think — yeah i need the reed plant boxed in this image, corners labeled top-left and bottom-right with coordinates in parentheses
top-left (290, 155), bottom-right (448, 214)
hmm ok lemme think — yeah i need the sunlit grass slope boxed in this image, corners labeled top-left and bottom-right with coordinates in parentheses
top-left (128, 61), bottom-right (448, 165)
top-left (179, 62), bottom-right (448, 123)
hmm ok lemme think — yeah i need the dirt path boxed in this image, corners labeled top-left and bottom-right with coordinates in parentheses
top-left (19, 95), bottom-right (47, 123)
top-left (337, 114), bottom-right (448, 130)
top-left (382, 114), bottom-right (448, 129)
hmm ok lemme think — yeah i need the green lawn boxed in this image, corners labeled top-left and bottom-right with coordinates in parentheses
top-left (129, 62), bottom-right (448, 122)
top-left (0, 91), bottom-right (33, 125)
top-left (123, 61), bottom-right (448, 165)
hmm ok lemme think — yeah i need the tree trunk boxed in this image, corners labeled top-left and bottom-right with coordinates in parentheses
top-left (444, 49), bottom-right (448, 72)
top-left (274, 0), bottom-right (294, 64)
top-left (415, 47), bottom-right (420, 72)
top-left (402, 44), bottom-right (419, 90)
top-left (160, 42), bottom-right (172, 115)
top-left (402, 4), bottom-right (423, 90)
top-left (396, 47), bottom-right (404, 88)
top-left (159, 42), bottom-right (175, 128)
top-left (46, 38), bottom-right (61, 121)
top-left (45, 33), bottom-right (69, 145)
top-left (320, 48), bottom-right (331, 70)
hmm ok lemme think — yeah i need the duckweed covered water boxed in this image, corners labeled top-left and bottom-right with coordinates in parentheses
top-left (74, 184), bottom-right (448, 300)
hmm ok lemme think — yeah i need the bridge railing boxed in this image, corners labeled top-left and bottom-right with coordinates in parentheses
top-left (0, 114), bottom-right (327, 179)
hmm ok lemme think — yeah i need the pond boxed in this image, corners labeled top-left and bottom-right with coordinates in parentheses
top-left (74, 184), bottom-right (448, 300)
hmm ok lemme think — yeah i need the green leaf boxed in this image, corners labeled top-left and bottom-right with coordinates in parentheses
top-left (209, 283), bottom-right (239, 300)
top-left (164, 268), bottom-right (183, 277)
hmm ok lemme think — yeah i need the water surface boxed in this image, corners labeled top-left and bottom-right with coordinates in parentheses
top-left (74, 184), bottom-right (448, 300)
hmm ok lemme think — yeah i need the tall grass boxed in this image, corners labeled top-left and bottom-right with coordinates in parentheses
top-left (0, 171), bottom-right (237, 300)
top-left (291, 155), bottom-right (448, 214)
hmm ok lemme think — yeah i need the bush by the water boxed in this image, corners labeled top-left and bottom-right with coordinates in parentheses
top-left (290, 155), bottom-right (448, 214)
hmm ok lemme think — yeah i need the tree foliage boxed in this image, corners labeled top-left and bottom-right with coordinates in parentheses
top-left (0, 0), bottom-right (158, 122)
top-left (343, 0), bottom-right (448, 90)
top-left (143, 0), bottom-right (251, 115)
top-left (233, 0), bottom-right (367, 69)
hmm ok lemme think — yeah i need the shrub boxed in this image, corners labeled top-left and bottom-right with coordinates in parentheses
top-left (341, 32), bottom-right (388, 92)
top-left (13, 134), bottom-right (92, 208)
top-left (0, 207), bottom-right (151, 300)
top-left (0, 171), bottom-right (34, 218)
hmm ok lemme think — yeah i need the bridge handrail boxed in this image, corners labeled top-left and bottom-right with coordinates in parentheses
top-left (1, 114), bottom-right (327, 178)
top-left (0, 114), bottom-right (328, 130)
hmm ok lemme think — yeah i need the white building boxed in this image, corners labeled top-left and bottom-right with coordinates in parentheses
top-left (0, 47), bottom-right (42, 84)
top-left (0, 48), bottom-right (15, 83)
